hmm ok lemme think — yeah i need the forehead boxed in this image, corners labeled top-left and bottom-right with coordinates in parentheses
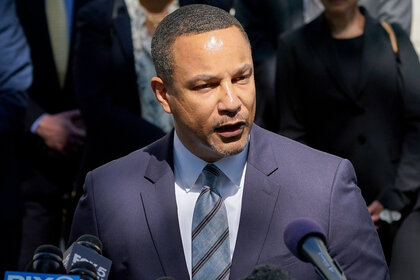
top-left (171, 26), bottom-right (252, 77)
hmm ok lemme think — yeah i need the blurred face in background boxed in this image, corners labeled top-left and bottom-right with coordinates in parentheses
top-left (140, 0), bottom-right (173, 12)
top-left (321, 0), bottom-right (359, 15)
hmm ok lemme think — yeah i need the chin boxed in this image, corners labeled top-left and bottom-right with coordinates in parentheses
top-left (212, 139), bottom-right (248, 158)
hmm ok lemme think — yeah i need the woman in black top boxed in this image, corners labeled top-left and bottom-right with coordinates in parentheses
top-left (275, 0), bottom-right (420, 274)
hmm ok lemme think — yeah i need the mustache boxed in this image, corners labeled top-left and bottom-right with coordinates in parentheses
top-left (213, 114), bottom-right (249, 129)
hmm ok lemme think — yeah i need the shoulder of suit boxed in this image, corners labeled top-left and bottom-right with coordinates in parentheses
top-left (254, 125), bottom-right (343, 166)
top-left (254, 128), bottom-right (352, 194)
top-left (90, 133), bottom-right (169, 177)
top-left (88, 148), bottom-right (150, 180)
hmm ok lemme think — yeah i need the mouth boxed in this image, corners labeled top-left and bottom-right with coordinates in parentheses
top-left (214, 121), bottom-right (247, 139)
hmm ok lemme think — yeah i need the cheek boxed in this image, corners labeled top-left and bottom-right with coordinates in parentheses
top-left (239, 87), bottom-right (256, 113)
top-left (173, 100), bottom-right (213, 130)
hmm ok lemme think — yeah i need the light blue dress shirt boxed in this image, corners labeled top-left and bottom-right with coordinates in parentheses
top-left (173, 131), bottom-right (249, 279)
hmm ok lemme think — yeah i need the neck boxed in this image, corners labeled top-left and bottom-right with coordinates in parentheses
top-left (144, 8), bottom-right (168, 36)
top-left (325, 6), bottom-right (365, 39)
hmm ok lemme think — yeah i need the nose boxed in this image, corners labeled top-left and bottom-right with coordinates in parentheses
top-left (218, 80), bottom-right (241, 115)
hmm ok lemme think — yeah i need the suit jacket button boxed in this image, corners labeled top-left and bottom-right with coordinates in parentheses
top-left (358, 135), bottom-right (366, 144)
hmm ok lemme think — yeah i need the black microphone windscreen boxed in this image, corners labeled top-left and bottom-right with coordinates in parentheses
top-left (64, 235), bottom-right (112, 279)
top-left (34, 244), bottom-right (63, 258)
top-left (69, 260), bottom-right (98, 280)
top-left (283, 218), bottom-right (326, 262)
top-left (31, 244), bottom-right (66, 274)
top-left (76, 234), bottom-right (103, 254)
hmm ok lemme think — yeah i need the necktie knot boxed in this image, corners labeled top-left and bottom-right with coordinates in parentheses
top-left (202, 164), bottom-right (220, 192)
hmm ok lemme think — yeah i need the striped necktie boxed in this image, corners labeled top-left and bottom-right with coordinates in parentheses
top-left (192, 164), bottom-right (231, 280)
top-left (45, 0), bottom-right (69, 88)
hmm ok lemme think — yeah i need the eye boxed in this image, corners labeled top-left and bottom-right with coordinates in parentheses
top-left (232, 75), bottom-right (249, 84)
top-left (194, 84), bottom-right (210, 90)
top-left (193, 82), bottom-right (218, 91)
top-left (233, 76), bottom-right (245, 82)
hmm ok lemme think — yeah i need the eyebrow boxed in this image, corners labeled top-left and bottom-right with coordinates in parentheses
top-left (233, 64), bottom-right (253, 77)
top-left (186, 63), bottom-right (253, 87)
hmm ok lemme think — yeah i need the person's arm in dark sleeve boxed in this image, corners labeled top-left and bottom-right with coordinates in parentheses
top-left (372, 24), bottom-right (420, 215)
top-left (0, 0), bottom-right (32, 132)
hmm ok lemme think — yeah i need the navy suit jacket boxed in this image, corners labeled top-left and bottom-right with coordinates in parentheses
top-left (73, 0), bottom-right (165, 191)
top-left (69, 125), bottom-right (388, 279)
top-left (15, 0), bottom-right (90, 129)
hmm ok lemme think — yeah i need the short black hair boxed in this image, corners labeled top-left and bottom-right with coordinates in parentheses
top-left (151, 4), bottom-right (249, 84)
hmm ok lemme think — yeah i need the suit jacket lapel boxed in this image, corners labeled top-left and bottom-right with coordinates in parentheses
top-left (230, 126), bottom-right (282, 279)
top-left (140, 126), bottom-right (283, 279)
top-left (140, 131), bottom-right (190, 279)
top-left (111, 0), bottom-right (135, 66)
top-left (356, 9), bottom-right (380, 97)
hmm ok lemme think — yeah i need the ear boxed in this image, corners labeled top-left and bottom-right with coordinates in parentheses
top-left (151, 76), bottom-right (172, 114)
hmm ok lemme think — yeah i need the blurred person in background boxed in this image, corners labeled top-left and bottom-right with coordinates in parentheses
top-left (276, 0), bottom-right (420, 264)
top-left (72, 0), bottom-right (181, 198)
top-left (235, 0), bottom-right (412, 131)
top-left (15, 0), bottom-right (90, 268)
top-left (179, 0), bottom-right (233, 12)
top-left (0, 0), bottom-right (32, 274)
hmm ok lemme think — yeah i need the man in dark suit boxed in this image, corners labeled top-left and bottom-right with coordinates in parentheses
top-left (15, 0), bottom-right (90, 268)
top-left (72, 0), bottom-right (166, 196)
top-left (276, 0), bottom-right (420, 263)
top-left (0, 0), bottom-right (32, 273)
top-left (69, 5), bottom-right (389, 279)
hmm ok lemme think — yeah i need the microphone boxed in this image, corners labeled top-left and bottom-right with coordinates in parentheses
top-left (72, 234), bottom-right (103, 255)
top-left (63, 234), bottom-right (112, 280)
top-left (29, 244), bottom-right (66, 274)
top-left (242, 264), bottom-right (294, 280)
top-left (5, 245), bottom-right (80, 279)
top-left (283, 218), bottom-right (346, 280)
top-left (69, 261), bottom-right (98, 280)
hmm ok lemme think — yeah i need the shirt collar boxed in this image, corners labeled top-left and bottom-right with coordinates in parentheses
top-left (173, 131), bottom-right (249, 192)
